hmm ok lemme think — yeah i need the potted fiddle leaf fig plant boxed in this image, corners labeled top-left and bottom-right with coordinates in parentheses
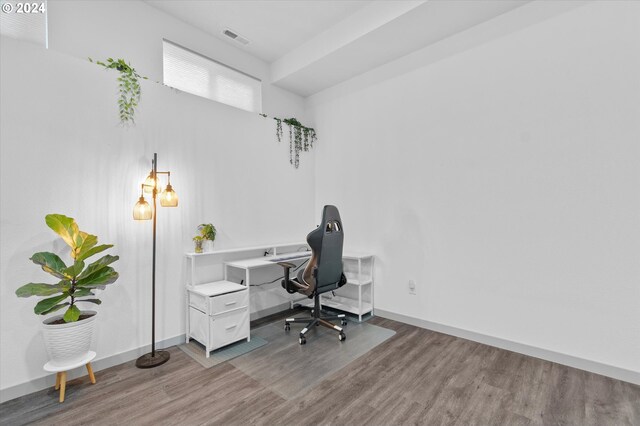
top-left (197, 223), bottom-right (216, 252)
top-left (15, 214), bottom-right (119, 366)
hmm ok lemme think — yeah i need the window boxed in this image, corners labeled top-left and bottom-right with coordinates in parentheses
top-left (163, 39), bottom-right (262, 113)
top-left (0, 1), bottom-right (48, 48)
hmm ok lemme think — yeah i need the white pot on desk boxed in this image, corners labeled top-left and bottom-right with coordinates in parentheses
top-left (203, 240), bottom-right (215, 252)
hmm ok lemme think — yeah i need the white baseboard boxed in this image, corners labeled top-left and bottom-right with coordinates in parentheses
top-left (375, 309), bottom-right (640, 386)
top-left (0, 334), bottom-right (186, 404)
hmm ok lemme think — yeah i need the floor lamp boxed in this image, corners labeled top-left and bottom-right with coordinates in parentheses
top-left (133, 153), bottom-right (178, 368)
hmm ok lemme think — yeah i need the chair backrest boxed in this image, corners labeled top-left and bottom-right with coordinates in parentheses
top-left (304, 205), bottom-right (344, 294)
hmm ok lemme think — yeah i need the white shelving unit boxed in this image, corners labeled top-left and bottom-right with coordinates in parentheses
top-left (301, 253), bottom-right (374, 322)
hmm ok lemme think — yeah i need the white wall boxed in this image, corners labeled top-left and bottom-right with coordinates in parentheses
top-left (1, 0), bottom-right (316, 399)
top-left (3, 0), bottom-right (639, 402)
top-left (0, 36), bottom-right (315, 398)
top-left (310, 1), bottom-right (640, 376)
top-left (47, 0), bottom-right (305, 119)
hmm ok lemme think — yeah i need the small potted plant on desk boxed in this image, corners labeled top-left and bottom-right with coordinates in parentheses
top-left (198, 223), bottom-right (216, 252)
top-left (193, 235), bottom-right (204, 254)
top-left (15, 214), bottom-right (120, 368)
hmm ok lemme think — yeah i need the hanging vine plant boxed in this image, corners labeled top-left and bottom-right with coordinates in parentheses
top-left (276, 117), bottom-right (316, 168)
top-left (275, 118), bottom-right (283, 143)
top-left (89, 58), bottom-right (147, 125)
top-left (260, 114), bottom-right (316, 168)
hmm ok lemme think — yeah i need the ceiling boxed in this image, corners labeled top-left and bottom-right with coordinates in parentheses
top-left (145, 0), bottom-right (371, 63)
top-left (146, 1), bottom-right (533, 97)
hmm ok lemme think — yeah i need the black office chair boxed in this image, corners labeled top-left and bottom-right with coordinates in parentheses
top-left (280, 205), bottom-right (348, 345)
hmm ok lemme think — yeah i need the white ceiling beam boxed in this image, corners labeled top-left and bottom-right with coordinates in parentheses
top-left (270, 1), bottom-right (425, 84)
top-left (306, 0), bottom-right (588, 106)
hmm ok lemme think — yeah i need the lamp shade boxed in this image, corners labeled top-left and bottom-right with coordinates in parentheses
top-left (133, 196), bottom-right (152, 220)
top-left (160, 184), bottom-right (178, 207)
top-left (143, 173), bottom-right (159, 194)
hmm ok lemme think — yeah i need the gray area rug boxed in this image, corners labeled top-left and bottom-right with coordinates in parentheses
top-left (229, 318), bottom-right (395, 400)
top-left (178, 336), bottom-right (268, 368)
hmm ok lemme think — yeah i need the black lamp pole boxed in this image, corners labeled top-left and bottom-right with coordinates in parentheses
top-left (136, 153), bottom-right (170, 368)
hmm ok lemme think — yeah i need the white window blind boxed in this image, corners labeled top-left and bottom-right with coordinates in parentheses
top-left (0, 1), bottom-right (48, 47)
top-left (163, 39), bottom-right (262, 113)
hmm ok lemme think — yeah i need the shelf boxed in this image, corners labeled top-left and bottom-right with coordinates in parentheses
top-left (304, 295), bottom-right (372, 316)
top-left (345, 278), bottom-right (373, 286)
top-left (225, 251), bottom-right (312, 270)
top-left (342, 253), bottom-right (374, 260)
top-left (187, 281), bottom-right (247, 297)
top-left (185, 242), bottom-right (306, 257)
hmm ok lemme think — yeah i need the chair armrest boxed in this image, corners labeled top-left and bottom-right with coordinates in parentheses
top-left (278, 262), bottom-right (298, 294)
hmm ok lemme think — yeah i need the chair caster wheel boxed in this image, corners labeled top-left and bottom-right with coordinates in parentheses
top-left (338, 332), bottom-right (346, 342)
top-left (284, 323), bottom-right (290, 332)
top-left (299, 336), bottom-right (306, 345)
top-left (341, 319), bottom-right (348, 326)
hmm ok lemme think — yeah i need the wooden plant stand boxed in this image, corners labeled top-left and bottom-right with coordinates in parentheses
top-left (43, 351), bottom-right (97, 402)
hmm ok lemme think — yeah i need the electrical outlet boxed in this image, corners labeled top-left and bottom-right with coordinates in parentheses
top-left (408, 279), bottom-right (416, 295)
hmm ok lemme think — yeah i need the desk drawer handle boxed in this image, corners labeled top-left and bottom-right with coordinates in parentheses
top-left (225, 324), bottom-right (237, 330)
top-left (224, 301), bottom-right (237, 306)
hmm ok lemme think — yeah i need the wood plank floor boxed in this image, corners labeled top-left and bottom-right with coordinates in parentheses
top-left (1, 316), bottom-right (639, 425)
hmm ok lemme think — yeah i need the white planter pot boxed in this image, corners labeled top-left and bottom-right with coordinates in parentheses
top-left (42, 310), bottom-right (97, 368)
top-left (203, 240), bottom-right (215, 252)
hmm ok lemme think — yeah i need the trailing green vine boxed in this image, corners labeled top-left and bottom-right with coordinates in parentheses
top-left (89, 58), bottom-right (147, 125)
top-left (262, 117), bottom-right (316, 168)
top-left (275, 118), bottom-right (283, 143)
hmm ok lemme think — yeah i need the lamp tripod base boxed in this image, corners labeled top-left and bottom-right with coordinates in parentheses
top-left (135, 350), bottom-right (170, 369)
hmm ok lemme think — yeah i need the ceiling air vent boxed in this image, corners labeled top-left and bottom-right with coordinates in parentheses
top-left (222, 28), bottom-right (249, 46)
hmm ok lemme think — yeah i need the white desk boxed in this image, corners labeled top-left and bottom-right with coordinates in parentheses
top-left (224, 252), bottom-right (311, 287)
top-left (224, 252), bottom-right (374, 322)
top-left (184, 242), bottom-right (308, 356)
top-left (185, 244), bottom-right (375, 356)
top-left (185, 241), bottom-right (308, 259)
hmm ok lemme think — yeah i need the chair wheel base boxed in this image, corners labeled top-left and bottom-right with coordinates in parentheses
top-left (299, 336), bottom-right (306, 345)
top-left (338, 332), bottom-right (346, 342)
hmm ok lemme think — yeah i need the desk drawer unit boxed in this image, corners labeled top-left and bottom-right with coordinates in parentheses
top-left (189, 305), bottom-right (250, 353)
top-left (210, 307), bottom-right (249, 349)
top-left (186, 283), bottom-right (250, 357)
top-left (189, 307), bottom-right (208, 345)
top-left (188, 291), bottom-right (208, 312)
top-left (210, 289), bottom-right (248, 314)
